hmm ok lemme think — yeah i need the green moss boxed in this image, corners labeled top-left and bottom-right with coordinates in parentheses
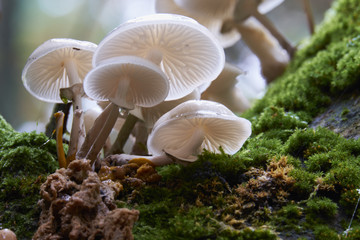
top-left (244, 0), bottom-right (360, 121)
top-left (0, 115), bottom-right (58, 239)
top-left (282, 128), bottom-right (341, 159)
top-left (313, 225), bottom-right (339, 240)
top-left (306, 197), bottom-right (338, 219)
top-left (272, 204), bottom-right (303, 232)
top-left (236, 137), bottom-right (283, 169)
top-left (289, 168), bottom-right (319, 199)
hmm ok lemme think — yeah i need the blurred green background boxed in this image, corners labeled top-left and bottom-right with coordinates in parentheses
top-left (0, 0), bottom-right (333, 132)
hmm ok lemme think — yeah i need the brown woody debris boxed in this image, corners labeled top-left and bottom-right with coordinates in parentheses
top-left (33, 159), bottom-right (139, 240)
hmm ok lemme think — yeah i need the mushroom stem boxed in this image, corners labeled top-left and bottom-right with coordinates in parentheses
top-left (302, 0), bottom-right (315, 35)
top-left (131, 121), bottom-right (149, 155)
top-left (77, 102), bottom-right (119, 165)
top-left (235, 18), bottom-right (289, 83)
top-left (252, 9), bottom-right (296, 58)
top-left (66, 109), bottom-right (85, 163)
top-left (106, 113), bottom-right (139, 156)
top-left (60, 84), bottom-right (86, 161)
top-left (64, 59), bottom-right (82, 85)
top-left (113, 77), bottom-right (133, 109)
top-left (165, 127), bottom-right (204, 160)
top-left (54, 111), bottom-right (67, 168)
top-left (145, 48), bottom-right (163, 66)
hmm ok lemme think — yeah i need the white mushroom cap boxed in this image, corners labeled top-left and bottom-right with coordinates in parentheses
top-left (155, 0), bottom-right (240, 48)
top-left (93, 13), bottom-right (225, 101)
top-left (22, 38), bottom-right (97, 103)
top-left (83, 56), bottom-right (169, 110)
top-left (147, 100), bottom-right (252, 162)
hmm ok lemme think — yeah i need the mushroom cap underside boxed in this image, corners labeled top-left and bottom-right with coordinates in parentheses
top-left (147, 100), bottom-right (252, 159)
top-left (22, 38), bottom-right (96, 103)
top-left (83, 56), bottom-right (169, 110)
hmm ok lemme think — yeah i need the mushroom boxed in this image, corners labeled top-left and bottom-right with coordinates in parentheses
top-left (109, 100), bottom-right (252, 166)
top-left (79, 56), bottom-right (169, 163)
top-left (92, 13), bottom-right (225, 101)
top-left (22, 38), bottom-right (97, 162)
top-left (148, 100), bottom-right (252, 162)
top-left (155, 0), bottom-right (240, 48)
top-left (201, 63), bottom-right (251, 113)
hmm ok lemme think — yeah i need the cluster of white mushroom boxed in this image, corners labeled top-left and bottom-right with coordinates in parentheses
top-left (22, 12), bottom-right (254, 168)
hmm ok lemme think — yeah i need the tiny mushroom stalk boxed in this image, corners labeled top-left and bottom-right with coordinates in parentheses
top-left (22, 38), bottom-right (97, 164)
top-left (81, 56), bottom-right (170, 165)
top-left (54, 111), bottom-right (67, 168)
top-left (302, 0), bottom-right (315, 35)
top-left (110, 100), bottom-right (252, 166)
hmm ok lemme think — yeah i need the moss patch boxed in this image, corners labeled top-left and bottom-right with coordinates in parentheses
top-left (0, 115), bottom-right (58, 239)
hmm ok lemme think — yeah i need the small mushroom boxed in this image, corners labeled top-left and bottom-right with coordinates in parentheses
top-left (80, 56), bottom-right (169, 163)
top-left (22, 38), bottom-right (96, 104)
top-left (155, 0), bottom-right (240, 48)
top-left (22, 38), bottom-right (97, 163)
top-left (201, 63), bottom-right (251, 113)
top-left (93, 13), bottom-right (225, 101)
top-left (110, 100), bottom-right (251, 166)
top-left (147, 100), bottom-right (252, 162)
